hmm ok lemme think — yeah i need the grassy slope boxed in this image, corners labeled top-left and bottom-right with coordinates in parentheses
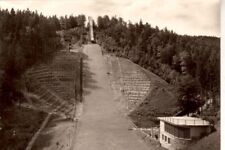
top-left (49, 51), bottom-right (81, 101)
top-left (118, 58), bottom-right (177, 128)
top-left (28, 51), bottom-right (84, 149)
top-left (186, 122), bottom-right (220, 150)
top-left (0, 50), bottom-right (83, 150)
top-left (0, 107), bottom-right (47, 150)
top-left (185, 107), bottom-right (220, 150)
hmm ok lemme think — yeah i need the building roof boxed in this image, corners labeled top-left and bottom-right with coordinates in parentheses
top-left (158, 116), bottom-right (210, 126)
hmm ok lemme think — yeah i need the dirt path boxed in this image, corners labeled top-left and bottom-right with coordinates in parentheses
top-left (72, 44), bottom-right (149, 150)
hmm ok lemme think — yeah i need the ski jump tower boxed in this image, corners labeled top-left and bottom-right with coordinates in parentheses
top-left (88, 16), bottom-right (95, 43)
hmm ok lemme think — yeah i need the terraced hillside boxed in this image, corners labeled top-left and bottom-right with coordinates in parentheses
top-left (25, 51), bottom-right (81, 118)
top-left (119, 59), bottom-right (151, 111)
top-left (107, 54), bottom-right (177, 128)
top-left (129, 68), bottom-right (177, 127)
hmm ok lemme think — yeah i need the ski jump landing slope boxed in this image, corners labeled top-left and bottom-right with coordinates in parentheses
top-left (72, 44), bottom-right (149, 150)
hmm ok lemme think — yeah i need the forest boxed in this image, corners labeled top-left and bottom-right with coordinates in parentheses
top-left (0, 9), bottom-right (220, 115)
top-left (95, 15), bottom-right (220, 114)
top-left (0, 8), bottom-right (86, 113)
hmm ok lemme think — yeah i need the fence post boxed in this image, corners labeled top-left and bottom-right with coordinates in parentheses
top-left (80, 57), bottom-right (83, 102)
top-left (73, 77), bottom-right (77, 119)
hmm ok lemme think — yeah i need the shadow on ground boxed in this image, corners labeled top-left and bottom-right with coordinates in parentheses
top-left (31, 115), bottom-right (75, 150)
top-left (82, 54), bottom-right (101, 96)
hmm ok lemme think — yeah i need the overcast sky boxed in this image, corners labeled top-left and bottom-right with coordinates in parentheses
top-left (0, 0), bottom-right (220, 36)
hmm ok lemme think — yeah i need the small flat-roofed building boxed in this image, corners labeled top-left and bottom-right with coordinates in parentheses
top-left (158, 116), bottom-right (211, 150)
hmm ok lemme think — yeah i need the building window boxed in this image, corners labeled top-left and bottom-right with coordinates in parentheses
top-left (162, 134), bottom-right (164, 140)
top-left (164, 122), bottom-right (190, 138)
top-left (165, 136), bottom-right (167, 142)
top-left (168, 137), bottom-right (171, 144)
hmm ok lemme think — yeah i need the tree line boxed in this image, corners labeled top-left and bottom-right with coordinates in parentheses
top-left (95, 15), bottom-right (220, 114)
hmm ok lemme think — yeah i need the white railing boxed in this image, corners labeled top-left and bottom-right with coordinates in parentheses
top-left (159, 117), bottom-right (210, 126)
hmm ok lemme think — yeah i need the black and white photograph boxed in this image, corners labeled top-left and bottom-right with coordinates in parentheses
top-left (0, 0), bottom-right (221, 150)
